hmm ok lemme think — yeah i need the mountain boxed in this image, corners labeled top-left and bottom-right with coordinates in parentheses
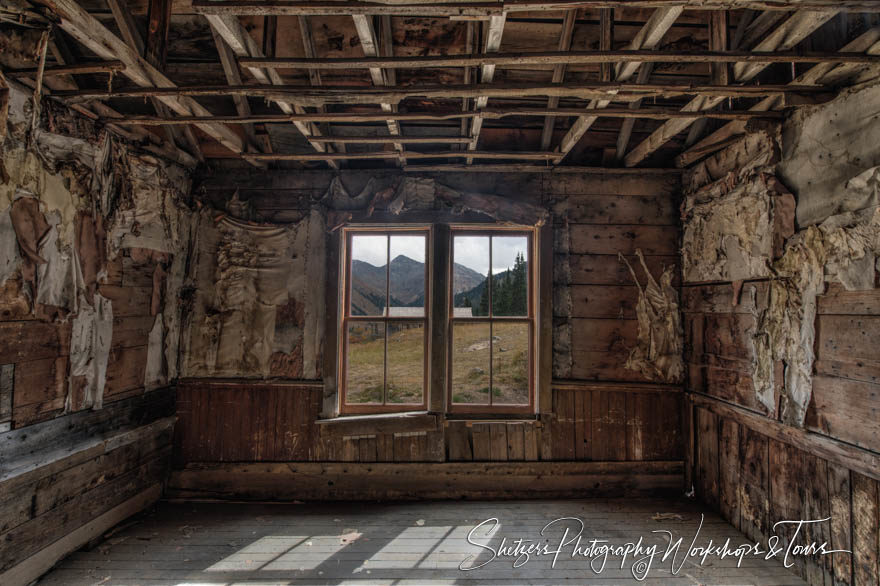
top-left (350, 255), bottom-right (484, 316)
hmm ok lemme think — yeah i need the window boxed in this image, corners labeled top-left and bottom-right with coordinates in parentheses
top-left (449, 229), bottom-right (534, 413)
top-left (341, 228), bottom-right (429, 413)
top-left (338, 225), bottom-right (536, 416)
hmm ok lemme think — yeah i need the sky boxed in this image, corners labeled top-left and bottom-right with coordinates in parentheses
top-left (351, 234), bottom-right (527, 276)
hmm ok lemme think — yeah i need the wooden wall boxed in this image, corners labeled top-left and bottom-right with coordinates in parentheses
top-left (0, 183), bottom-right (183, 584)
top-left (0, 391), bottom-right (174, 585)
top-left (686, 280), bottom-right (880, 586)
top-left (170, 169), bottom-right (685, 499)
top-left (174, 380), bottom-right (683, 465)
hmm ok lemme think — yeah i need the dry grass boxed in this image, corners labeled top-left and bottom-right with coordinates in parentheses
top-left (346, 320), bottom-right (528, 406)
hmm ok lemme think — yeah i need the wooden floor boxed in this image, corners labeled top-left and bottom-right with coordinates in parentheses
top-left (39, 498), bottom-right (806, 585)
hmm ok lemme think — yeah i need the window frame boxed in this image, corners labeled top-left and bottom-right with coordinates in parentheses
top-left (446, 226), bottom-right (537, 415)
top-left (339, 226), bottom-right (432, 415)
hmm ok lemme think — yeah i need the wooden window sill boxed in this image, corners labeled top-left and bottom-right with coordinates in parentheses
top-left (317, 412), bottom-right (439, 437)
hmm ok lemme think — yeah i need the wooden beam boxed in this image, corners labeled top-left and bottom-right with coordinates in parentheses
top-left (39, 0), bottom-right (241, 158)
top-left (685, 9), bottom-right (728, 147)
top-left (145, 0), bottom-right (172, 70)
top-left (30, 36), bottom-right (197, 168)
top-left (6, 62), bottom-right (126, 78)
top-left (113, 107), bottom-right (785, 125)
top-left (690, 393), bottom-right (880, 483)
top-left (467, 13), bottom-right (506, 162)
top-left (539, 9), bottom-right (577, 151)
top-left (308, 136), bottom-right (473, 144)
top-left (351, 14), bottom-right (404, 158)
top-left (203, 13), bottom-right (339, 168)
top-left (106, 0), bottom-right (203, 161)
top-left (167, 461), bottom-right (685, 501)
top-left (211, 27), bottom-right (261, 153)
top-left (59, 81), bottom-right (825, 103)
top-left (614, 64), bottom-right (652, 160)
top-left (242, 150), bottom-right (559, 161)
top-left (623, 9), bottom-right (838, 167)
top-left (239, 49), bottom-right (880, 70)
top-left (298, 15), bottom-right (345, 157)
top-left (676, 26), bottom-right (880, 167)
top-left (191, 1), bottom-right (880, 17)
top-left (554, 6), bottom-right (683, 163)
top-left (599, 8), bottom-right (614, 82)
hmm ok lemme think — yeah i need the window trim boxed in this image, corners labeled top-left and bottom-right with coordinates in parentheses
top-left (339, 226), bottom-right (432, 415)
top-left (446, 226), bottom-right (537, 415)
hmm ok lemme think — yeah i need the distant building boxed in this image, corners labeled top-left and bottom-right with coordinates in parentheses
top-left (383, 307), bottom-right (473, 317)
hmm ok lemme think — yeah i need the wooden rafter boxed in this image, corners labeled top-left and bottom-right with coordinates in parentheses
top-left (676, 26), bottom-right (880, 168)
top-left (467, 14), bottom-right (506, 163)
top-left (106, 0), bottom-right (204, 162)
top-left (191, 1), bottom-right (880, 17)
top-left (57, 81), bottom-right (825, 103)
top-left (242, 150), bottom-right (559, 162)
top-left (36, 0), bottom-right (244, 159)
top-left (15, 35), bottom-right (197, 168)
top-left (298, 15), bottom-right (346, 157)
top-left (239, 50), bottom-right (880, 70)
top-left (107, 0), bottom-right (204, 161)
top-left (6, 62), bottom-right (125, 77)
top-left (203, 13), bottom-right (339, 168)
top-left (623, 9), bottom-right (839, 167)
top-left (100, 107), bottom-right (786, 126)
top-left (211, 27), bottom-right (261, 153)
top-left (351, 14), bottom-right (404, 160)
top-left (554, 6), bottom-right (683, 163)
top-left (539, 9), bottom-right (577, 151)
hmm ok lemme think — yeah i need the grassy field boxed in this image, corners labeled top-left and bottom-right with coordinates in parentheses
top-left (345, 321), bottom-right (528, 406)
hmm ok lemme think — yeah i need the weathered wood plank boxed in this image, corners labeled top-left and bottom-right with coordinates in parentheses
top-left (166, 460), bottom-right (686, 501)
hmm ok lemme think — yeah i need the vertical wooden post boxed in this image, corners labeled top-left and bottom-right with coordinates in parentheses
top-left (430, 224), bottom-right (449, 414)
top-left (145, 0), bottom-right (172, 70)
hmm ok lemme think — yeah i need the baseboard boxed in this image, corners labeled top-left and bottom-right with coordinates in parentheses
top-left (0, 484), bottom-right (162, 586)
top-left (167, 461), bottom-right (684, 501)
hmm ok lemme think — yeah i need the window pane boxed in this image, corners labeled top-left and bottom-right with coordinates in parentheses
top-left (452, 236), bottom-right (489, 317)
top-left (350, 235), bottom-right (388, 316)
top-left (451, 322), bottom-right (491, 405)
top-left (387, 322), bottom-right (425, 404)
top-left (346, 321), bottom-right (385, 404)
top-left (491, 235), bottom-right (529, 317)
top-left (491, 322), bottom-right (530, 405)
top-left (389, 235), bottom-right (426, 317)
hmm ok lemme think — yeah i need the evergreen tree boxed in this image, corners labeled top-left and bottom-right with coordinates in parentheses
top-left (511, 252), bottom-right (527, 315)
top-left (477, 280), bottom-right (489, 316)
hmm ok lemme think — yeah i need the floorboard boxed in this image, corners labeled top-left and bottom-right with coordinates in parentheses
top-left (38, 499), bottom-right (807, 585)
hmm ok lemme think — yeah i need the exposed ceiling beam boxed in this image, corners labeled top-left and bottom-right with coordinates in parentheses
top-left (676, 26), bottom-right (880, 168)
top-left (6, 61), bottom-right (126, 77)
top-left (145, 0), bottom-right (172, 70)
top-left (239, 50), bottom-right (880, 70)
top-left (57, 81), bottom-right (830, 104)
top-left (623, 9), bottom-right (839, 167)
top-left (467, 13), bottom-right (506, 163)
top-left (539, 9), bottom-right (577, 151)
top-left (99, 107), bottom-right (786, 125)
top-left (106, 0), bottom-right (204, 162)
top-left (242, 150), bottom-right (560, 162)
top-left (210, 27), bottom-right (261, 153)
top-left (38, 0), bottom-right (244, 158)
top-left (203, 13), bottom-right (339, 168)
top-left (351, 14), bottom-right (405, 161)
top-left (14, 36), bottom-right (196, 168)
top-left (309, 136), bottom-right (473, 144)
top-left (298, 15), bottom-right (346, 158)
top-left (191, 1), bottom-right (879, 17)
top-left (554, 6), bottom-right (683, 163)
